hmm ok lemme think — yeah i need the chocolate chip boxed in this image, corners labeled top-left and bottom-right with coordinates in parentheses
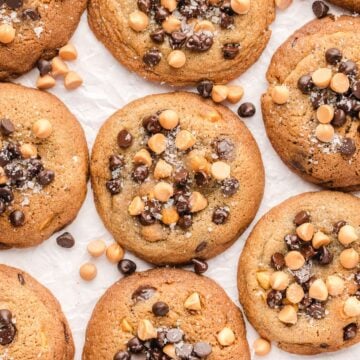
top-left (294, 210), bottom-right (310, 226)
top-left (193, 342), bottom-right (212, 357)
top-left (220, 0), bottom-right (235, 14)
top-left (117, 129), bottom-right (133, 148)
top-left (195, 241), bottom-right (207, 252)
top-left (343, 323), bottom-right (358, 341)
top-left (178, 214), bottom-right (192, 229)
top-left (237, 102), bottom-right (256, 118)
top-left (352, 81), bottom-right (360, 100)
top-left (355, 271), bottom-right (360, 285)
top-left (212, 206), bottom-right (229, 225)
top-left (132, 165), bottom-right (149, 183)
top-left (137, 0), bottom-right (151, 13)
top-left (191, 258), bottom-right (208, 274)
top-left (266, 290), bottom-right (284, 309)
top-left (297, 74), bottom-right (313, 94)
top-left (194, 171), bottom-right (209, 186)
top-left (9, 210), bottom-right (25, 227)
top-left (0, 309), bottom-right (16, 346)
top-left (0, 186), bottom-right (13, 203)
top-left (113, 351), bottom-right (130, 360)
top-left (56, 232), bottom-right (75, 248)
top-left (5, 0), bottom-right (22, 9)
top-left (152, 301), bottom-right (169, 316)
top-left (339, 138), bottom-right (356, 156)
top-left (154, 6), bottom-right (170, 22)
top-left (284, 234), bottom-right (302, 251)
top-left (109, 154), bottom-right (124, 171)
top-left (174, 168), bottom-right (189, 186)
top-left (0, 200), bottom-right (4, 215)
top-left (271, 252), bottom-right (285, 270)
top-left (221, 177), bottom-right (239, 196)
top-left (143, 48), bottom-right (162, 67)
top-left (150, 28), bottom-right (165, 44)
top-left (166, 328), bottom-right (183, 343)
top-left (36, 59), bottom-right (52, 76)
top-left (176, 343), bottom-right (193, 358)
top-left (213, 138), bottom-right (234, 160)
top-left (300, 244), bottom-right (317, 262)
top-left (298, 293), bottom-right (312, 310)
top-left (127, 337), bottom-right (144, 353)
top-left (220, 12), bottom-right (234, 29)
top-left (138, 211), bottom-right (156, 226)
top-left (197, 80), bottom-right (213, 99)
top-left (325, 48), bottom-right (342, 65)
top-left (312, 1), bottom-right (329, 18)
top-left (331, 108), bottom-right (346, 127)
top-left (142, 114), bottom-right (162, 134)
top-left (186, 33), bottom-right (213, 52)
top-left (37, 169), bottom-right (55, 186)
top-left (106, 178), bottom-right (122, 195)
top-left (174, 193), bottom-right (190, 214)
top-left (316, 246), bottom-right (333, 265)
top-left (17, 273), bottom-right (25, 285)
top-left (339, 60), bottom-right (358, 75)
top-left (169, 31), bottom-right (187, 49)
top-left (306, 302), bottom-right (325, 319)
top-left (132, 286), bottom-right (156, 302)
top-left (22, 8), bottom-right (40, 20)
top-left (0, 119), bottom-right (15, 136)
top-left (333, 220), bottom-right (346, 234)
top-left (222, 43), bottom-right (240, 60)
top-left (118, 259), bottom-right (136, 276)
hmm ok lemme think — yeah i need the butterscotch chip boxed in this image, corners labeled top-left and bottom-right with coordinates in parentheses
top-left (175, 130), bottom-right (196, 150)
top-left (154, 159), bottom-right (172, 179)
top-left (256, 271), bottom-right (271, 290)
top-left (20, 143), bottom-right (37, 159)
top-left (154, 182), bottom-right (174, 202)
top-left (106, 243), bottom-right (124, 263)
top-left (339, 248), bottom-right (359, 269)
top-left (80, 263), bottom-right (97, 281)
top-left (253, 338), bottom-right (271, 356)
top-left (212, 85), bottom-right (229, 103)
top-left (148, 133), bottom-right (167, 154)
top-left (167, 50), bottom-right (186, 68)
top-left (36, 75), bottom-right (56, 90)
top-left (343, 297), bottom-right (360, 317)
top-left (311, 68), bottom-right (332, 88)
top-left (161, 0), bottom-right (177, 11)
top-left (217, 327), bottom-right (235, 346)
top-left (0, 167), bottom-right (7, 185)
top-left (87, 239), bottom-right (106, 257)
top-left (286, 283), bottom-right (304, 304)
top-left (312, 231), bottom-right (331, 249)
top-left (338, 225), bottom-right (358, 246)
top-left (194, 20), bottom-right (215, 32)
top-left (187, 151), bottom-right (210, 172)
top-left (133, 149), bottom-right (152, 167)
top-left (275, 0), bottom-right (292, 9)
top-left (137, 319), bottom-right (157, 340)
top-left (51, 57), bottom-right (69, 77)
top-left (189, 191), bottom-right (208, 212)
top-left (316, 105), bottom-right (334, 124)
top-left (278, 305), bottom-right (297, 324)
top-left (32, 119), bottom-right (53, 139)
top-left (163, 344), bottom-right (176, 358)
top-left (227, 85), bottom-right (244, 104)
top-left (284, 251), bottom-right (305, 270)
top-left (270, 271), bottom-right (289, 291)
top-left (159, 110), bottom-right (179, 130)
top-left (64, 71), bottom-right (83, 90)
top-left (120, 318), bottom-right (133, 333)
top-left (230, 0), bottom-right (250, 14)
top-left (309, 278), bottom-right (328, 301)
top-left (129, 10), bottom-right (149, 32)
top-left (326, 275), bottom-right (344, 297)
top-left (201, 109), bottom-right (221, 122)
top-left (161, 206), bottom-right (179, 225)
top-left (315, 124), bottom-right (334, 143)
top-left (211, 161), bottom-right (231, 180)
top-left (162, 16), bottom-right (181, 33)
top-left (271, 85), bottom-right (289, 105)
top-left (140, 224), bottom-right (166, 242)
top-left (0, 24), bottom-right (15, 44)
top-left (184, 292), bottom-right (202, 310)
top-left (296, 222), bottom-right (314, 241)
top-left (330, 73), bottom-right (350, 94)
top-left (128, 196), bottom-right (145, 216)
top-left (59, 44), bottom-right (78, 61)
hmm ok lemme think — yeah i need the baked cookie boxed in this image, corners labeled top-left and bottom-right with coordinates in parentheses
top-left (83, 268), bottom-right (250, 360)
top-left (87, 0), bottom-right (275, 86)
top-left (262, 16), bottom-right (360, 190)
top-left (328, 0), bottom-right (360, 12)
top-left (238, 191), bottom-right (360, 355)
top-left (91, 92), bottom-right (264, 265)
top-left (0, 0), bottom-right (86, 80)
top-left (0, 83), bottom-right (88, 248)
top-left (0, 264), bottom-right (74, 359)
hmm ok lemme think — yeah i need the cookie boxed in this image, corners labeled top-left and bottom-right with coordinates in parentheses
top-left (0, 83), bottom-right (88, 248)
top-left (83, 268), bottom-right (250, 360)
top-left (0, 0), bottom-right (86, 80)
top-left (90, 92), bottom-right (264, 265)
top-left (0, 264), bottom-right (74, 359)
top-left (87, 0), bottom-right (275, 86)
top-left (238, 191), bottom-right (360, 355)
top-left (262, 16), bottom-right (360, 190)
top-left (328, 0), bottom-right (360, 12)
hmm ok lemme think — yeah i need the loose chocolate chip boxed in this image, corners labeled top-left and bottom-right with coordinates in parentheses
top-left (150, 28), bottom-right (165, 44)
top-left (166, 328), bottom-right (183, 343)
top-left (238, 102), bottom-right (256, 118)
top-left (266, 290), bottom-right (284, 309)
top-left (169, 31), bottom-right (187, 49)
top-left (194, 171), bottom-right (209, 186)
top-left (325, 48), bottom-right (342, 65)
top-left (352, 81), bottom-right (360, 100)
top-left (152, 301), bottom-right (169, 316)
top-left (222, 43), bottom-right (240, 60)
top-left (0, 309), bottom-right (16, 346)
top-left (17, 273), bottom-right (25, 285)
top-left (143, 48), bottom-right (162, 67)
top-left (191, 258), bottom-right (208, 274)
top-left (174, 168), bottom-right (189, 186)
top-left (220, 12), bottom-right (234, 29)
top-left (132, 286), bottom-right (156, 302)
top-left (22, 8), bottom-right (40, 20)
top-left (37, 169), bottom-right (55, 186)
top-left (284, 234), bottom-right (302, 251)
top-left (154, 6), bottom-right (170, 22)
top-left (312, 1), bottom-right (329, 18)
top-left (195, 241), bottom-right (207, 252)
top-left (127, 337), bottom-right (143, 353)
top-left (0, 119), bottom-right (15, 136)
top-left (9, 210), bottom-right (25, 227)
top-left (6, 0), bottom-right (22, 9)
top-left (193, 342), bottom-right (212, 357)
top-left (339, 138), bottom-right (356, 156)
top-left (212, 206), bottom-right (229, 225)
top-left (117, 129), bottom-right (133, 148)
top-left (178, 214), bottom-right (192, 229)
top-left (343, 323), bottom-right (358, 341)
top-left (294, 210), bottom-right (310, 226)
top-left (197, 80), bottom-right (213, 99)
top-left (0, 186), bottom-right (13, 203)
top-left (118, 259), bottom-right (137, 276)
top-left (176, 343), bottom-right (193, 358)
top-left (56, 232), bottom-right (75, 248)
top-left (109, 154), bottom-right (124, 171)
top-left (114, 351), bottom-right (130, 360)
top-left (300, 244), bottom-right (317, 261)
top-left (316, 246), bottom-right (333, 265)
top-left (137, 0), bottom-right (151, 13)
top-left (333, 220), bottom-right (346, 234)
top-left (271, 252), bottom-right (285, 270)
top-left (106, 178), bottom-right (122, 195)
top-left (306, 302), bottom-right (325, 319)
top-left (221, 177), bottom-right (239, 196)
top-left (339, 60), bottom-right (358, 75)
top-left (297, 74), bottom-right (313, 94)
top-left (37, 59), bottom-right (52, 76)
top-left (331, 108), bottom-right (346, 127)
top-left (132, 165), bottom-right (149, 183)
top-left (186, 33), bottom-right (213, 52)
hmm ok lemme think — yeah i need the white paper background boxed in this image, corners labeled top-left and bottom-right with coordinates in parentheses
top-left (0, 1), bottom-right (358, 359)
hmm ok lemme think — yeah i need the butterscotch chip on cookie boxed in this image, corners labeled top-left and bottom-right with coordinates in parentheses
top-left (87, 0), bottom-right (275, 86)
top-left (262, 16), bottom-right (360, 190)
top-left (82, 268), bottom-right (250, 359)
top-left (0, 264), bottom-right (74, 359)
top-left (238, 191), bottom-right (360, 355)
top-left (0, 83), bottom-right (88, 248)
top-left (90, 92), bottom-right (264, 265)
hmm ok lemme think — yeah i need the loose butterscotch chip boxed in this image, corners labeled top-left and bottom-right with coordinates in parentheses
top-left (212, 85), bottom-right (229, 103)
top-left (159, 110), bottom-right (179, 130)
top-left (128, 196), bottom-right (145, 216)
top-left (0, 24), bottom-right (15, 44)
top-left (87, 239), bottom-right (106, 257)
top-left (230, 0), bottom-right (250, 14)
top-left (161, 206), bottom-right (179, 225)
top-left (189, 191), bottom-right (208, 212)
top-left (137, 319), bottom-right (157, 340)
top-left (175, 130), bottom-right (196, 150)
top-left (339, 248), bottom-right (359, 269)
top-left (227, 85), bottom-right (244, 104)
top-left (330, 73), bottom-right (350, 94)
top-left (51, 57), bottom-right (69, 77)
top-left (284, 251), bottom-right (305, 270)
top-left (326, 275), bottom-right (344, 297)
top-left (271, 85), bottom-right (289, 105)
top-left (217, 327), bottom-right (235, 346)
top-left (211, 161), bottom-right (231, 180)
top-left (315, 124), bottom-right (334, 143)
top-left (270, 271), bottom-right (289, 291)
top-left (133, 149), bottom-right (152, 167)
top-left (106, 243), bottom-right (124, 263)
top-left (256, 271), bottom-right (271, 290)
top-left (167, 50), bottom-right (186, 68)
top-left (32, 119), bottom-right (53, 139)
top-left (344, 297), bottom-right (360, 317)
top-left (312, 68), bottom-right (332, 88)
top-left (154, 159), bottom-right (172, 179)
top-left (312, 231), bottom-right (331, 249)
top-left (296, 222), bottom-right (314, 241)
top-left (79, 263), bottom-right (97, 281)
top-left (338, 225), bottom-right (358, 246)
top-left (154, 182), bottom-right (174, 202)
top-left (20, 144), bottom-right (37, 159)
top-left (162, 16), bottom-right (181, 33)
top-left (36, 75), bottom-right (56, 90)
top-left (278, 305), bottom-right (297, 325)
top-left (148, 133), bottom-right (167, 154)
top-left (253, 338), bottom-right (271, 356)
top-left (316, 105), bottom-right (334, 124)
top-left (309, 278), bottom-right (328, 301)
top-left (286, 283), bottom-right (304, 304)
top-left (64, 71), bottom-right (83, 90)
top-left (129, 11), bottom-right (149, 32)
top-left (275, 0), bottom-right (292, 9)
top-left (184, 292), bottom-right (202, 311)
top-left (59, 44), bottom-right (78, 61)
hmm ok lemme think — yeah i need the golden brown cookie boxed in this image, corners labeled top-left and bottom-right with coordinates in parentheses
top-left (83, 268), bottom-right (250, 360)
top-left (0, 264), bottom-right (74, 359)
top-left (0, 83), bottom-right (88, 248)
top-left (87, 0), bottom-right (275, 86)
top-left (0, 0), bottom-right (86, 80)
top-left (262, 16), bottom-right (360, 190)
top-left (328, 0), bottom-right (360, 12)
top-left (90, 92), bottom-right (264, 265)
top-left (238, 191), bottom-right (360, 355)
